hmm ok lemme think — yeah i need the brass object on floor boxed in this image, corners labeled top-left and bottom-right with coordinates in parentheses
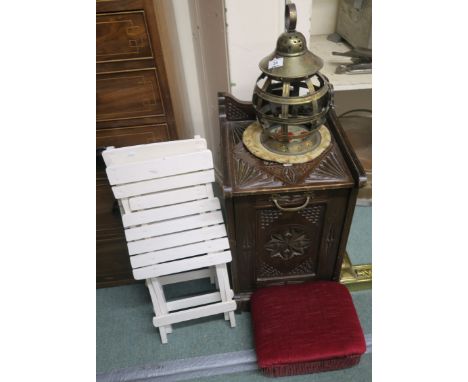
top-left (248, 2), bottom-right (333, 161)
top-left (340, 252), bottom-right (372, 290)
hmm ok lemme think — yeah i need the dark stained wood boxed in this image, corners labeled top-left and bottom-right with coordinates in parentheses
top-left (96, 124), bottom-right (169, 148)
top-left (339, 115), bottom-right (372, 203)
top-left (217, 93), bottom-right (366, 310)
top-left (96, 166), bottom-right (132, 286)
top-left (96, 0), bottom-right (178, 287)
top-left (96, 11), bottom-right (153, 62)
top-left (340, 116), bottom-right (371, 172)
top-left (96, 69), bottom-right (165, 122)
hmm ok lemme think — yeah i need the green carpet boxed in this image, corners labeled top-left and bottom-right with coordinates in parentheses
top-left (97, 205), bottom-right (372, 380)
top-left (96, 281), bottom-right (371, 374)
top-left (347, 206), bottom-right (372, 265)
top-left (188, 354), bottom-right (372, 382)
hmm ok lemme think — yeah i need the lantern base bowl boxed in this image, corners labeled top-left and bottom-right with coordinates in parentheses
top-left (242, 121), bottom-right (331, 164)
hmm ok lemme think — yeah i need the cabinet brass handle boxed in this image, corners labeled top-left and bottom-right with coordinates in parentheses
top-left (272, 195), bottom-right (311, 212)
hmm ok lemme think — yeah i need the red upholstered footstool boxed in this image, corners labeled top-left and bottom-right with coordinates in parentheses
top-left (251, 281), bottom-right (366, 377)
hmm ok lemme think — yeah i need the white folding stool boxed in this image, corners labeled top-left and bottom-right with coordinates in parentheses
top-left (102, 137), bottom-right (236, 343)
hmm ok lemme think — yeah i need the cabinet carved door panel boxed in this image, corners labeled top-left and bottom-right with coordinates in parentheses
top-left (256, 203), bottom-right (325, 283)
top-left (232, 189), bottom-right (350, 293)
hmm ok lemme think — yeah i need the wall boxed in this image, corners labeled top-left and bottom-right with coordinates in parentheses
top-left (189, 0), bottom-right (230, 171)
top-left (155, 0), bottom-right (370, 170)
top-left (153, 0), bottom-right (206, 141)
top-left (154, 0), bottom-right (229, 172)
top-left (225, 0), bottom-right (313, 101)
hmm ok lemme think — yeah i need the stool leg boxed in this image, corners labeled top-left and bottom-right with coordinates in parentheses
top-left (213, 265), bottom-right (228, 321)
top-left (209, 266), bottom-right (219, 289)
top-left (149, 278), bottom-right (173, 334)
top-left (147, 279), bottom-right (168, 343)
top-left (215, 264), bottom-right (236, 328)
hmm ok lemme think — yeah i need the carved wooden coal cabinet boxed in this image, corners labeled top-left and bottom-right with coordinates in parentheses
top-left (217, 93), bottom-right (366, 310)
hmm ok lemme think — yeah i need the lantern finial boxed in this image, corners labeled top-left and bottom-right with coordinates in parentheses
top-left (285, 3), bottom-right (297, 32)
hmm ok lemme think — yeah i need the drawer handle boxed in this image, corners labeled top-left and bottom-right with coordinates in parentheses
top-left (272, 195), bottom-right (311, 212)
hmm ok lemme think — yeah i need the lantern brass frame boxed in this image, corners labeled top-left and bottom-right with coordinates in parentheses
top-left (247, 2), bottom-right (334, 161)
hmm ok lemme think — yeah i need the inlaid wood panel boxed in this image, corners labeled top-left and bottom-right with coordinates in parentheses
top-left (96, 11), bottom-right (153, 62)
top-left (96, 0), bottom-right (178, 288)
top-left (96, 124), bottom-right (169, 148)
top-left (97, 69), bottom-right (165, 122)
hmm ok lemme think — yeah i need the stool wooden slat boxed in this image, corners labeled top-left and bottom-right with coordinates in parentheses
top-left (103, 138), bottom-right (236, 343)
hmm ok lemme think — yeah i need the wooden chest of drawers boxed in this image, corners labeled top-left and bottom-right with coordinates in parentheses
top-left (96, 0), bottom-right (177, 287)
top-left (217, 93), bottom-right (366, 310)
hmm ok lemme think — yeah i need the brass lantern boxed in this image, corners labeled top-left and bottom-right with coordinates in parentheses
top-left (243, 3), bottom-right (334, 164)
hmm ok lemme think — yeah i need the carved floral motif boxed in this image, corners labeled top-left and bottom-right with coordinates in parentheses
top-left (265, 226), bottom-right (312, 261)
top-left (234, 157), bottom-right (271, 187)
top-left (307, 148), bottom-right (347, 180)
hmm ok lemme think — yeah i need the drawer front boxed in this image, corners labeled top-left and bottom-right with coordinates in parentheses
top-left (96, 11), bottom-right (152, 62)
top-left (96, 124), bottom-right (169, 148)
top-left (97, 69), bottom-right (165, 122)
top-left (96, 170), bottom-right (133, 286)
top-left (96, 234), bottom-right (133, 286)
top-left (96, 169), bottom-right (123, 230)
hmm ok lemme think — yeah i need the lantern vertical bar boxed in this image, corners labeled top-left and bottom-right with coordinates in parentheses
top-left (281, 81), bottom-right (290, 142)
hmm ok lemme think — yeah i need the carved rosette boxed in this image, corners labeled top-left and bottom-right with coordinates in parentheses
top-left (265, 226), bottom-right (312, 261)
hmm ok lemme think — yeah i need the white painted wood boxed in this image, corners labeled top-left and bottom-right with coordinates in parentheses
top-left (215, 263), bottom-right (236, 327)
top-left (149, 278), bottom-right (173, 334)
top-left (147, 280), bottom-right (168, 343)
top-left (112, 170), bottom-right (215, 199)
top-left (209, 266), bottom-right (216, 286)
top-left (205, 183), bottom-right (214, 198)
top-left (127, 224), bottom-right (227, 255)
top-left (123, 198), bottom-right (220, 228)
top-left (130, 237), bottom-right (230, 268)
top-left (104, 138), bottom-right (237, 343)
top-left (153, 301), bottom-right (236, 327)
top-left (118, 199), bottom-right (131, 215)
top-left (125, 211), bottom-right (224, 241)
top-left (132, 251), bottom-right (232, 280)
top-left (158, 269), bottom-right (212, 286)
top-left (215, 264), bottom-right (229, 321)
top-left (166, 292), bottom-right (222, 312)
top-left (106, 150), bottom-right (213, 185)
top-left (128, 185), bottom-right (211, 211)
top-left (102, 138), bottom-right (207, 166)
top-left (147, 278), bottom-right (173, 334)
